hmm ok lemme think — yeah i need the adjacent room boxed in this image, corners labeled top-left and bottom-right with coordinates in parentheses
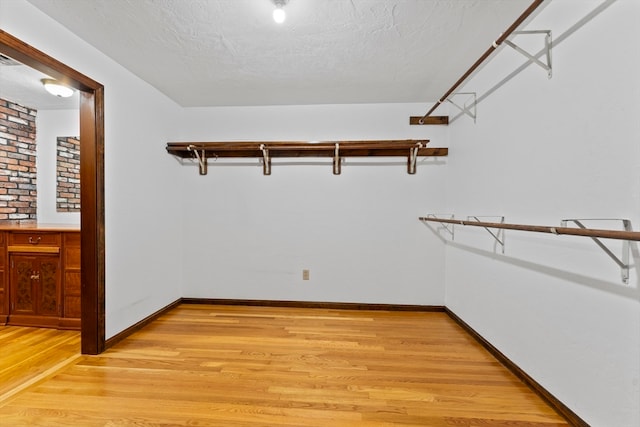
top-left (0, 0), bottom-right (638, 426)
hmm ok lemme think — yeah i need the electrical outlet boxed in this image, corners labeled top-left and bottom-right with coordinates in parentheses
top-left (302, 269), bottom-right (310, 280)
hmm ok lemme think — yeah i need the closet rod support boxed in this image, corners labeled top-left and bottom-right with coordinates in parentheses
top-left (468, 216), bottom-right (505, 253)
top-left (561, 218), bottom-right (631, 284)
top-left (447, 92), bottom-right (477, 123)
top-left (503, 30), bottom-right (552, 78)
top-left (421, 214), bottom-right (455, 240)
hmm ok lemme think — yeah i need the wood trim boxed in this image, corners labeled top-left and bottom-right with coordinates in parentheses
top-left (0, 30), bottom-right (106, 355)
top-left (7, 314), bottom-right (61, 328)
top-left (80, 87), bottom-right (106, 355)
top-left (104, 298), bottom-right (183, 349)
top-left (58, 317), bottom-right (81, 330)
top-left (409, 116), bottom-right (449, 125)
top-left (445, 308), bottom-right (589, 427)
top-left (7, 246), bottom-right (60, 254)
top-left (181, 298), bottom-right (446, 312)
top-left (0, 30), bottom-right (100, 91)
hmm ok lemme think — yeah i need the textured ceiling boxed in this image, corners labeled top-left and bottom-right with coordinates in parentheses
top-left (9, 0), bottom-right (532, 108)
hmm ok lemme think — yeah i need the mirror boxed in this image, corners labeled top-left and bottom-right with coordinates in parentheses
top-left (56, 136), bottom-right (81, 212)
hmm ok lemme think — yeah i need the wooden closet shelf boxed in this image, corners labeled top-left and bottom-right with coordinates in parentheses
top-left (166, 140), bottom-right (447, 158)
top-left (166, 140), bottom-right (448, 176)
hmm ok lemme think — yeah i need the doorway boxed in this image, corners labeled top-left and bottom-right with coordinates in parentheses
top-left (0, 29), bottom-right (105, 355)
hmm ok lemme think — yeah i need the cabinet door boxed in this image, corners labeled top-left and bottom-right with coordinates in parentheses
top-left (38, 257), bottom-right (60, 316)
top-left (10, 255), bottom-right (38, 315)
top-left (10, 254), bottom-right (60, 317)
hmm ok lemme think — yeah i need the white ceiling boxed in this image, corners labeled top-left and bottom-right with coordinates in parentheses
top-left (4, 0), bottom-right (533, 109)
top-left (0, 55), bottom-right (79, 110)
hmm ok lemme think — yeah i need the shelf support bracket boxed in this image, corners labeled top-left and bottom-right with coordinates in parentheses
top-left (259, 144), bottom-right (271, 175)
top-left (503, 30), bottom-right (552, 78)
top-left (188, 145), bottom-right (208, 175)
top-left (333, 143), bottom-right (341, 175)
top-left (421, 214), bottom-right (455, 240)
top-left (407, 142), bottom-right (422, 175)
top-left (447, 92), bottom-right (476, 123)
top-left (561, 218), bottom-right (631, 284)
top-left (468, 216), bottom-right (505, 253)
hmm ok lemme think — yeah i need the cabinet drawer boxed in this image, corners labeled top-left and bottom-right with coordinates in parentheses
top-left (9, 232), bottom-right (61, 247)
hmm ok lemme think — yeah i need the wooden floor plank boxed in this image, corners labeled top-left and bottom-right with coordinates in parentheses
top-left (0, 326), bottom-right (80, 402)
top-left (0, 305), bottom-right (569, 426)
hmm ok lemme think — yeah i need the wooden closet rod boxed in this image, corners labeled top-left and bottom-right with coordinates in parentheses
top-left (417, 0), bottom-right (545, 123)
top-left (419, 217), bottom-right (640, 242)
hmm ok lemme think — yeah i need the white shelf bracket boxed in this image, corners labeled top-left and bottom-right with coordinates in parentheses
top-left (503, 30), bottom-right (553, 78)
top-left (421, 214), bottom-right (455, 240)
top-left (468, 216), bottom-right (505, 253)
top-left (561, 218), bottom-right (632, 284)
top-left (188, 144), bottom-right (208, 175)
top-left (446, 92), bottom-right (476, 123)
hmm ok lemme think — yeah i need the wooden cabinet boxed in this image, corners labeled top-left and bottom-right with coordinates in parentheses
top-left (0, 227), bottom-right (80, 330)
top-left (0, 232), bottom-right (6, 324)
top-left (9, 254), bottom-right (61, 325)
top-left (61, 232), bottom-right (81, 329)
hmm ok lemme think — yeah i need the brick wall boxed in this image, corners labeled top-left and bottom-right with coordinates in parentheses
top-left (0, 98), bottom-right (37, 221)
top-left (56, 136), bottom-right (80, 212)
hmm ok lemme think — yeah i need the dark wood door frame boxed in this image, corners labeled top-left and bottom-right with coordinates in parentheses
top-left (0, 30), bottom-right (105, 354)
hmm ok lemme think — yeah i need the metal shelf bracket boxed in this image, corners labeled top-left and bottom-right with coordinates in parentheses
top-left (561, 218), bottom-right (631, 284)
top-left (188, 144), bottom-right (208, 175)
top-left (259, 144), bottom-right (271, 175)
top-left (468, 216), bottom-right (505, 253)
top-left (421, 214), bottom-right (455, 240)
top-left (407, 142), bottom-right (423, 175)
top-left (446, 92), bottom-right (476, 123)
top-left (333, 143), bottom-right (341, 175)
top-left (503, 30), bottom-right (552, 78)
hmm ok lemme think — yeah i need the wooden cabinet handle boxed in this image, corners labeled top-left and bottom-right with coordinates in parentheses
top-left (28, 236), bottom-right (42, 244)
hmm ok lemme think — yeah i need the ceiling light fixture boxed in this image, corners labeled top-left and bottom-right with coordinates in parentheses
top-left (41, 78), bottom-right (74, 98)
top-left (272, 0), bottom-right (289, 24)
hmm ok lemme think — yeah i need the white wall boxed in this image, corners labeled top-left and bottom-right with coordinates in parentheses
top-left (177, 103), bottom-right (447, 305)
top-left (6, 1), bottom-right (636, 424)
top-left (36, 109), bottom-right (79, 224)
top-left (445, 1), bottom-right (640, 426)
top-left (1, 0), bottom-right (186, 338)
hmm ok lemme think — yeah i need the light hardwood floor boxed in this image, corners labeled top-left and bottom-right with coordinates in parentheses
top-left (0, 305), bottom-right (569, 426)
top-left (0, 326), bottom-right (80, 402)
